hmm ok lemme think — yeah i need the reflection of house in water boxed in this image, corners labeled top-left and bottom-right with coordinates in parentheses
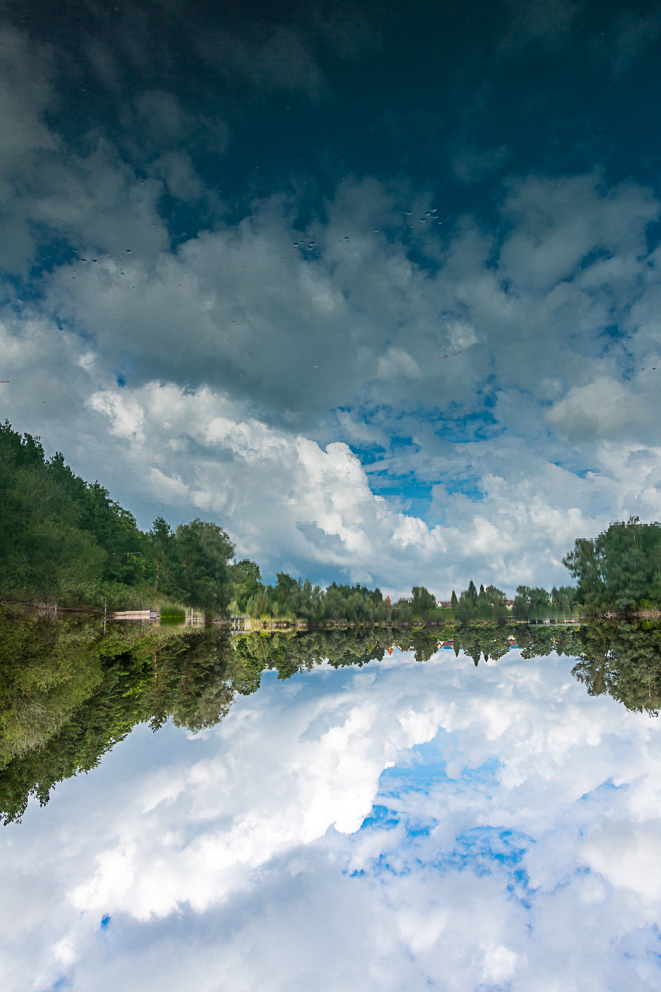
top-left (505, 600), bottom-right (514, 609)
top-left (230, 614), bottom-right (251, 633)
top-left (229, 615), bottom-right (308, 635)
top-left (439, 639), bottom-right (454, 649)
top-left (112, 610), bottom-right (159, 620)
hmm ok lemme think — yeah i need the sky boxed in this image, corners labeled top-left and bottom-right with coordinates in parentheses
top-left (2, 647), bottom-right (660, 991)
top-left (2, 0), bottom-right (661, 594)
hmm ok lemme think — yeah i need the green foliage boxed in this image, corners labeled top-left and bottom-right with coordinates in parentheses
top-left (411, 585), bottom-right (437, 617)
top-left (513, 586), bottom-right (551, 616)
top-left (246, 588), bottom-right (271, 617)
top-left (0, 608), bottom-right (238, 824)
top-left (174, 519), bottom-right (235, 613)
top-left (0, 422), bottom-right (236, 613)
top-left (161, 606), bottom-right (186, 618)
top-left (563, 517), bottom-right (661, 612)
top-left (239, 572), bottom-right (390, 624)
top-left (572, 620), bottom-right (661, 714)
top-left (229, 560), bottom-right (263, 612)
top-left (454, 582), bottom-right (508, 620)
top-left (551, 586), bottom-right (579, 611)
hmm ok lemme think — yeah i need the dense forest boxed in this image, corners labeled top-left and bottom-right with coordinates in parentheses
top-left (2, 421), bottom-right (661, 617)
top-left (2, 605), bottom-right (659, 825)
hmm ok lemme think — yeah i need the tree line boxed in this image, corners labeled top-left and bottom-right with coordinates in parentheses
top-left (448, 581), bottom-right (578, 620)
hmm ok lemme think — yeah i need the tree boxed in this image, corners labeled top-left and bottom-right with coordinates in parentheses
top-left (175, 519), bottom-right (235, 613)
top-left (246, 588), bottom-right (270, 617)
top-left (150, 517), bottom-right (178, 594)
top-left (513, 586), bottom-right (551, 616)
top-left (551, 586), bottom-right (578, 611)
top-left (322, 585), bottom-right (346, 620)
top-left (483, 585), bottom-right (506, 607)
top-left (411, 586), bottom-right (436, 616)
top-left (229, 560), bottom-right (264, 612)
top-left (0, 609), bottom-right (238, 824)
top-left (563, 517), bottom-right (661, 612)
top-left (0, 423), bottom-right (107, 598)
top-left (572, 620), bottom-right (661, 714)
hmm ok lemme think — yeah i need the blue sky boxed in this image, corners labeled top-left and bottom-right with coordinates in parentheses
top-left (2, 0), bottom-right (661, 594)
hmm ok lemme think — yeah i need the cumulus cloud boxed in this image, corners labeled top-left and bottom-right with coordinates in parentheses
top-left (546, 375), bottom-right (658, 441)
top-left (376, 347), bottom-right (422, 381)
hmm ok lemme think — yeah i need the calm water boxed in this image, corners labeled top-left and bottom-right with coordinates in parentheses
top-left (1, 618), bottom-right (660, 991)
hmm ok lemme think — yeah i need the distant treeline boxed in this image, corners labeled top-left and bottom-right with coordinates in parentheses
top-left (2, 422), bottom-right (661, 616)
top-left (446, 581), bottom-right (578, 620)
top-left (2, 606), bottom-right (660, 824)
top-left (228, 576), bottom-right (581, 622)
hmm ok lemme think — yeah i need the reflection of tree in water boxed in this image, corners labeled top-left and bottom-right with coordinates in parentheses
top-left (455, 618), bottom-right (661, 715)
top-left (0, 609), bottom-right (238, 824)
top-left (571, 621), bottom-right (661, 715)
top-left (2, 612), bottom-right (659, 824)
top-left (451, 624), bottom-right (515, 666)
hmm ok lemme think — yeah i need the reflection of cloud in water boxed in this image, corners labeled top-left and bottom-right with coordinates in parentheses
top-left (1, 648), bottom-right (661, 991)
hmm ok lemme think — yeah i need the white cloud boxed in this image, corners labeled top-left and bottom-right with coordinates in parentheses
top-left (2, 19), bottom-right (661, 989)
top-left (546, 376), bottom-right (657, 441)
top-left (70, 378), bottom-right (606, 592)
top-left (581, 822), bottom-right (661, 903)
top-left (446, 319), bottom-right (478, 350)
top-left (376, 347), bottom-right (422, 381)
top-left (88, 391), bottom-right (146, 440)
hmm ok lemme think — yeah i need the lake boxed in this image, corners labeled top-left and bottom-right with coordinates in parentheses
top-left (1, 618), bottom-right (660, 991)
